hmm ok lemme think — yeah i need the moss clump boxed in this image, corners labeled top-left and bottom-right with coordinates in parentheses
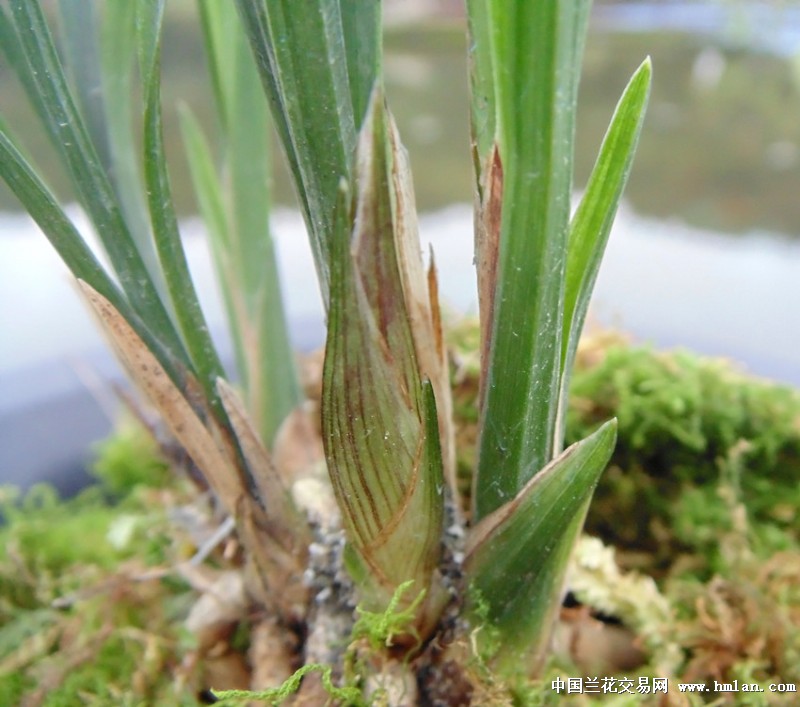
top-left (212, 663), bottom-right (366, 707)
top-left (566, 335), bottom-right (800, 574)
top-left (0, 422), bottom-right (204, 705)
top-left (568, 338), bottom-right (800, 488)
top-left (0, 485), bottom-right (132, 577)
top-left (91, 419), bottom-right (172, 498)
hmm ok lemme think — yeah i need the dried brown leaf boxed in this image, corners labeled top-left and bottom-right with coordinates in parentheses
top-left (217, 378), bottom-right (310, 548)
top-left (474, 144), bottom-right (502, 413)
top-left (79, 281), bottom-right (310, 621)
top-left (77, 280), bottom-right (244, 515)
top-left (388, 114), bottom-right (456, 499)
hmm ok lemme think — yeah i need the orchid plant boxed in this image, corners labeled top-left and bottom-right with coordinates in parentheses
top-left (0, 0), bottom-right (650, 700)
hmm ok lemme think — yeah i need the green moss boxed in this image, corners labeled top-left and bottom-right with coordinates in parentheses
top-left (568, 345), bottom-right (800, 485)
top-left (1, 486), bottom-right (129, 575)
top-left (0, 672), bottom-right (35, 705)
top-left (91, 420), bottom-right (171, 498)
top-left (44, 635), bottom-right (141, 706)
top-left (0, 421), bottom-right (204, 705)
top-left (351, 580), bottom-right (425, 652)
top-left (0, 419), bottom-right (174, 582)
top-left (213, 664), bottom-right (366, 707)
top-left (566, 341), bottom-right (800, 570)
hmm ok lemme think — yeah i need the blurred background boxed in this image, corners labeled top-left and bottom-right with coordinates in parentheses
top-left (2, 0), bottom-right (800, 491)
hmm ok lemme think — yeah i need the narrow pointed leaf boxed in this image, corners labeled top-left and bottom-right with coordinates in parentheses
top-left (465, 419), bottom-right (617, 674)
top-left (137, 0), bottom-right (226, 410)
top-left (78, 281), bottom-right (245, 517)
top-left (0, 128), bottom-right (187, 390)
top-left (226, 27), bottom-right (300, 444)
top-left (556, 59), bottom-right (651, 445)
top-left (234, 0), bottom-right (380, 306)
top-left (80, 282), bottom-right (309, 620)
top-left (0, 7), bottom-right (52, 149)
top-left (465, 0), bottom-right (496, 179)
top-left (100, 0), bottom-right (157, 275)
top-left (4, 0), bottom-right (180, 353)
top-left (60, 0), bottom-right (168, 301)
top-left (56, 1), bottom-right (112, 173)
top-left (216, 379), bottom-right (311, 550)
top-left (193, 0), bottom-right (301, 445)
top-left (321, 94), bottom-right (445, 635)
top-left (197, 0), bottom-right (239, 133)
top-left (178, 108), bottom-right (229, 252)
top-left (234, 0), bottom-right (355, 303)
top-left (473, 2), bottom-right (592, 520)
top-left (179, 105), bottom-right (248, 404)
top-left (339, 0), bottom-right (381, 126)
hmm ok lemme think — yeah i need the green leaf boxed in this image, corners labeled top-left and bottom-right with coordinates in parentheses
top-left (339, 0), bottom-right (381, 127)
top-left (472, 1), bottom-right (592, 520)
top-left (0, 129), bottom-right (185, 388)
top-left (234, 0), bottom-right (380, 306)
top-left (100, 0), bottom-right (158, 279)
top-left (556, 58), bottom-right (652, 446)
top-left (226, 27), bottom-right (300, 444)
top-left (0, 8), bottom-right (51, 147)
top-left (0, 129), bottom-right (117, 317)
top-left (179, 108), bottom-right (228, 253)
top-left (59, 0), bottom-right (169, 307)
top-left (3, 0), bottom-right (184, 361)
top-left (465, 418), bottom-right (617, 674)
top-left (465, 0), bottom-right (496, 181)
top-left (56, 1), bottom-right (112, 173)
top-left (466, 0), bottom-right (502, 450)
top-left (193, 0), bottom-right (301, 445)
top-left (321, 93), bottom-right (445, 639)
top-left (136, 0), bottom-right (226, 408)
top-left (197, 0), bottom-right (238, 132)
